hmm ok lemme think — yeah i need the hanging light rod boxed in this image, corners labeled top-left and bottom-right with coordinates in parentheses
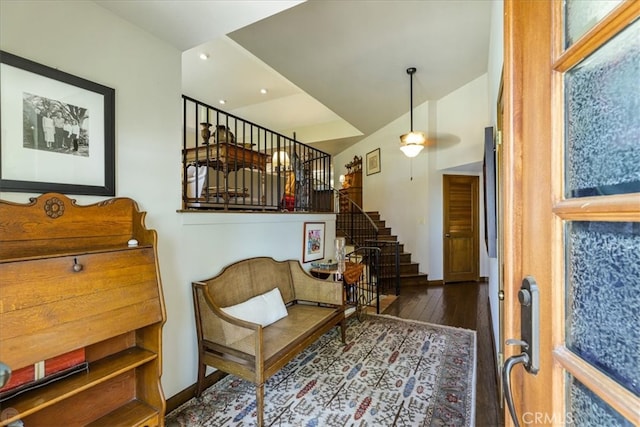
top-left (399, 67), bottom-right (427, 158)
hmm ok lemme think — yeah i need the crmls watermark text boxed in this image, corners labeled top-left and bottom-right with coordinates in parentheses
top-left (523, 412), bottom-right (576, 425)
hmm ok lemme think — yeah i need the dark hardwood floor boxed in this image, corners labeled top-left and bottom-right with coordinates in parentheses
top-left (382, 282), bottom-right (504, 427)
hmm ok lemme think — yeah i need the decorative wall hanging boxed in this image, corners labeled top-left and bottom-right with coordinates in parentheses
top-left (0, 50), bottom-right (115, 195)
top-left (366, 148), bottom-right (381, 175)
top-left (302, 222), bottom-right (325, 263)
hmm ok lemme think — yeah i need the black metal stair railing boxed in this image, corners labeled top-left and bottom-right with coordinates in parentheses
top-left (364, 240), bottom-right (400, 297)
top-left (335, 191), bottom-right (378, 247)
top-left (182, 95), bottom-right (333, 212)
top-left (344, 246), bottom-right (381, 315)
top-left (336, 193), bottom-right (402, 309)
top-left (335, 190), bottom-right (401, 300)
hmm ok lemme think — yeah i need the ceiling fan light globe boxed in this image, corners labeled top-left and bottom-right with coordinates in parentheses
top-left (400, 131), bottom-right (426, 157)
top-left (399, 143), bottom-right (424, 158)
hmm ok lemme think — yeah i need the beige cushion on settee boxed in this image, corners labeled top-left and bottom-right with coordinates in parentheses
top-left (220, 287), bottom-right (288, 344)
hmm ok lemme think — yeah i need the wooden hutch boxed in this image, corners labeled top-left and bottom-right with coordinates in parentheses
top-left (0, 193), bottom-right (166, 426)
top-left (339, 156), bottom-right (363, 212)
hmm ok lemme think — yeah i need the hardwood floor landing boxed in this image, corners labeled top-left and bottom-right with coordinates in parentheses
top-left (382, 282), bottom-right (504, 427)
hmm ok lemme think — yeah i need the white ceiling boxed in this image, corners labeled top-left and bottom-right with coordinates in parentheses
top-left (95, 0), bottom-right (493, 155)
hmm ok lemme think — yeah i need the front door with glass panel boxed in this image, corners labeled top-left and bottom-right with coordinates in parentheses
top-left (503, 1), bottom-right (639, 425)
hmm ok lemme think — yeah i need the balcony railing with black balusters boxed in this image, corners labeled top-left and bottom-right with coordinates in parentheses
top-left (182, 95), bottom-right (333, 212)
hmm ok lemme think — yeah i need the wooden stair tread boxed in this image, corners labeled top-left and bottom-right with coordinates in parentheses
top-left (336, 210), bottom-right (428, 289)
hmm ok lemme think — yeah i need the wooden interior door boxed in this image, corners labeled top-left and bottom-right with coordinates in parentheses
top-left (443, 174), bottom-right (479, 283)
top-left (503, 1), bottom-right (639, 425)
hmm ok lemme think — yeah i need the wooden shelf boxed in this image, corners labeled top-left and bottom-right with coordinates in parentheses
top-left (86, 400), bottom-right (159, 427)
top-left (0, 347), bottom-right (157, 426)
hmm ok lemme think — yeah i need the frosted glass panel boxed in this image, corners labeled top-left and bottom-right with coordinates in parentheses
top-left (565, 0), bottom-right (622, 47)
top-left (564, 21), bottom-right (640, 198)
top-left (566, 222), bottom-right (640, 395)
top-left (567, 374), bottom-right (633, 426)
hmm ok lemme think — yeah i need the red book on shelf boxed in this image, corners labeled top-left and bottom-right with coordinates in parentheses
top-left (0, 348), bottom-right (87, 401)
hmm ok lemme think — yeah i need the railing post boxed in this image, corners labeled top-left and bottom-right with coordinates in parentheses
top-left (373, 247), bottom-right (380, 314)
top-left (394, 241), bottom-right (400, 296)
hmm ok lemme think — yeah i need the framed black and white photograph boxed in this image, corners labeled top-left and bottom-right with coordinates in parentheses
top-left (366, 148), bottom-right (381, 175)
top-left (0, 50), bottom-right (115, 195)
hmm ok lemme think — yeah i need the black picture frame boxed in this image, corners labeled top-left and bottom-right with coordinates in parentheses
top-left (0, 50), bottom-right (115, 196)
top-left (366, 148), bottom-right (380, 175)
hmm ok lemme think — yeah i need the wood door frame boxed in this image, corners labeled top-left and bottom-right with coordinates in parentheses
top-left (503, 0), bottom-right (555, 423)
top-left (442, 174), bottom-right (480, 284)
top-left (504, 1), bottom-right (640, 425)
top-left (495, 73), bottom-right (505, 405)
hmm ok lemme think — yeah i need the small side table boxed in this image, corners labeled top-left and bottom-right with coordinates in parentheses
top-left (310, 267), bottom-right (341, 281)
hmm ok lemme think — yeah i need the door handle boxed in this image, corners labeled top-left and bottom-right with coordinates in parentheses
top-left (445, 233), bottom-right (451, 237)
top-left (503, 350), bottom-right (529, 427)
top-left (502, 276), bottom-right (540, 427)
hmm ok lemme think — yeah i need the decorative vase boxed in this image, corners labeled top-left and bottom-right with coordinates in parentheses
top-left (199, 122), bottom-right (211, 145)
top-left (214, 125), bottom-right (235, 144)
top-left (335, 237), bottom-right (346, 274)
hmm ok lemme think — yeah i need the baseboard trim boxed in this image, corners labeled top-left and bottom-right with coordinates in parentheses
top-left (486, 296), bottom-right (504, 416)
top-left (428, 277), bottom-right (488, 286)
top-left (165, 370), bottom-right (228, 415)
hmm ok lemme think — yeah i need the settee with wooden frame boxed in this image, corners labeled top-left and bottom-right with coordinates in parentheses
top-left (192, 257), bottom-right (346, 426)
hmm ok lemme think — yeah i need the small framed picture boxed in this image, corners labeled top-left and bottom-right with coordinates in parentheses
top-left (366, 148), bottom-right (381, 175)
top-left (302, 222), bottom-right (325, 263)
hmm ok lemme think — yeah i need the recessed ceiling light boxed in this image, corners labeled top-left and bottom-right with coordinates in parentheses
top-left (199, 53), bottom-right (209, 60)
top-left (260, 88), bottom-right (268, 94)
top-left (219, 99), bottom-right (226, 105)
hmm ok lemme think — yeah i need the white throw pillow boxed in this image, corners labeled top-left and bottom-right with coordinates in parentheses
top-left (222, 287), bottom-right (288, 328)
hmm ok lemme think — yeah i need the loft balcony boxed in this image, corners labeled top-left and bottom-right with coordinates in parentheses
top-left (182, 95), bottom-right (333, 212)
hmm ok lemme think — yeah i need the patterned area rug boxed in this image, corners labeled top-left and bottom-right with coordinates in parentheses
top-left (166, 314), bottom-right (476, 426)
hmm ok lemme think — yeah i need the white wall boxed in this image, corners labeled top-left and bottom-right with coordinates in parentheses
top-left (431, 74), bottom-right (490, 280)
top-left (334, 103), bottom-right (431, 272)
top-left (164, 212), bottom-right (334, 398)
top-left (435, 74), bottom-right (489, 172)
top-left (0, 0), bottom-right (335, 399)
top-left (335, 74), bottom-right (490, 282)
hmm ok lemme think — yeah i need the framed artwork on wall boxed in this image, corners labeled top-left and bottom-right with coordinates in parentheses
top-left (366, 148), bottom-right (381, 175)
top-left (302, 222), bottom-right (325, 263)
top-left (0, 50), bottom-right (115, 196)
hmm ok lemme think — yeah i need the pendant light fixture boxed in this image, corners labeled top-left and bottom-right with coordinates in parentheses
top-left (399, 67), bottom-right (426, 158)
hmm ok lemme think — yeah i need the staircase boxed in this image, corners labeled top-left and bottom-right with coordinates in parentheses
top-left (337, 211), bottom-right (429, 289)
